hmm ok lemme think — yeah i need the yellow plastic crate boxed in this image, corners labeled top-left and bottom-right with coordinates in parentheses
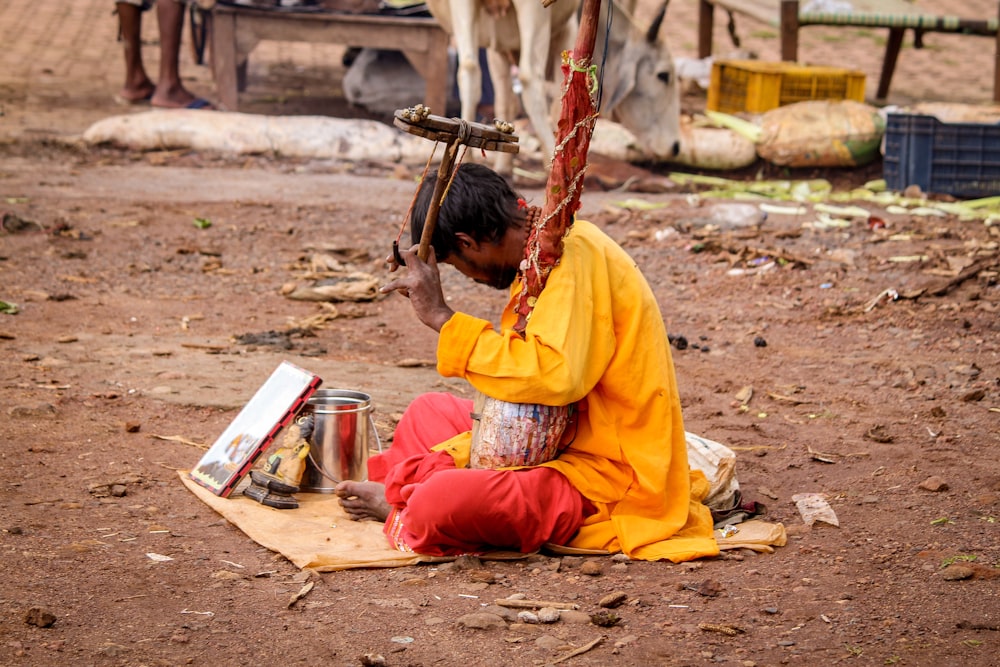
top-left (707, 60), bottom-right (866, 114)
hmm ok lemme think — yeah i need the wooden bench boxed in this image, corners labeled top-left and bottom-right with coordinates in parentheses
top-left (209, 4), bottom-right (450, 114)
top-left (697, 0), bottom-right (1000, 101)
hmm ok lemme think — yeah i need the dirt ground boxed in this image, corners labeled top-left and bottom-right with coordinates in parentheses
top-left (2, 1), bottom-right (1000, 666)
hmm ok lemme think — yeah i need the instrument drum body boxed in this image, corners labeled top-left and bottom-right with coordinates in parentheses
top-left (469, 393), bottom-right (573, 469)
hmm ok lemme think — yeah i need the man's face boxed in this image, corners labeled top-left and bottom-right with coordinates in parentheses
top-left (442, 223), bottom-right (527, 290)
top-left (445, 252), bottom-right (517, 290)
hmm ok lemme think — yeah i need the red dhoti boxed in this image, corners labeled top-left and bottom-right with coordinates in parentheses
top-left (368, 392), bottom-right (590, 556)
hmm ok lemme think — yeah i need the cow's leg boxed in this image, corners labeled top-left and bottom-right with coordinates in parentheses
top-left (547, 10), bottom-right (578, 128)
top-left (551, 10), bottom-right (578, 62)
top-left (448, 0), bottom-right (482, 126)
top-left (485, 48), bottom-right (517, 176)
top-left (513, 0), bottom-right (556, 164)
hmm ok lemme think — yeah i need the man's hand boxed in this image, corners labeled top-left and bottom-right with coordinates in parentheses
top-left (380, 244), bottom-right (455, 332)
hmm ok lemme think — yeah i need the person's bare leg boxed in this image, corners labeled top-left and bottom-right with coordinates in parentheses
top-left (116, 2), bottom-right (155, 102)
top-left (150, 0), bottom-right (209, 108)
top-left (335, 481), bottom-right (391, 522)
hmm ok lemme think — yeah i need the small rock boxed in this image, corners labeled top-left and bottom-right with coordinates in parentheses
top-left (537, 607), bottom-right (561, 623)
top-left (579, 560), bottom-right (603, 576)
top-left (941, 565), bottom-right (974, 581)
top-left (610, 553), bottom-right (630, 563)
top-left (110, 484), bottom-right (127, 497)
top-left (918, 476), bottom-right (949, 492)
top-left (456, 612), bottom-right (507, 630)
top-left (399, 577), bottom-right (426, 587)
top-left (974, 492), bottom-right (999, 506)
top-left (360, 654), bottom-right (386, 667)
top-left (590, 610), bottom-right (621, 627)
top-left (559, 609), bottom-right (590, 625)
top-left (124, 422), bottom-right (141, 433)
top-left (461, 582), bottom-right (489, 591)
top-left (481, 604), bottom-right (517, 622)
top-left (97, 643), bottom-right (127, 657)
top-left (961, 388), bottom-right (986, 402)
top-left (598, 591), bottom-right (629, 608)
top-left (753, 336), bottom-right (767, 348)
top-left (56, 335), bottom-right (78, 343)
top-left (783, 523), bottom-right (811, 537)
top-left (24, 607), bottom-right (57, 628)
top-left (468, 570), bottom-right (495, 584)
top-left (694, 579), bottom-right (724, 597)
top-left (864, 424), bottom-right (893, 443)
top-left (368, 598), bottom-right (417, 611)
top-left (609, 562), bottom-right (628, 573)
top-left (517, 610), bottom-right (539, 624)
top-left (8, 403), bottom-right (57, 418)
top-left (757, 486), bottom-right (779, 500)
top-left (452, 555), bottom-right (484, 570)
top-left (534, 635), bottom-right (567, 650)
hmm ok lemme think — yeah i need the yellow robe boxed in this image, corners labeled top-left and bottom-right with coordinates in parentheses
top-left (434, 220), bottom-right (719, 562)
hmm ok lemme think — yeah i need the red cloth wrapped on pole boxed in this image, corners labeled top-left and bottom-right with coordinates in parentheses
top-left (513, 0), bottom-right (602, 334)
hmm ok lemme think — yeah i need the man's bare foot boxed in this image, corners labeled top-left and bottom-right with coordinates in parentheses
top-left (150, 83), bottom-right (215, 110)
top-left (116, 81), bottom-right (155, 104)
top-left (335, 480), bottom-right (391, 522)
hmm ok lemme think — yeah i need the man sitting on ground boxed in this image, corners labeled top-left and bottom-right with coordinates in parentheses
top-left (335, 163), bottom-right (719, 562)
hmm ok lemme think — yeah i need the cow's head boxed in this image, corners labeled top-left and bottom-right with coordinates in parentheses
top-left (598, 1), bottom-right (681, 160)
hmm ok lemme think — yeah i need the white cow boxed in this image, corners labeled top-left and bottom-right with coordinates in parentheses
top-left (424, 0), bottom-right (680, 174)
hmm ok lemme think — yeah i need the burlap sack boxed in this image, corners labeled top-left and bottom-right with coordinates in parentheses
top-left (756, 100), bottom-right (885, 168)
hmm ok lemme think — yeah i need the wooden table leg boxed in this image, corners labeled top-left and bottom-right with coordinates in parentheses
top-left (995, 0), bottom-right (1000, 102)
top-left (698, 0), bottom-right (714, 59)
top-left (780, 0), bottom-right (799, 61)
top-left (877, 27), bottom-right (905, 101)
top-left (401, 29), bottom-right (450, 116)
top-left (211, 10), bottom-right (239, 111)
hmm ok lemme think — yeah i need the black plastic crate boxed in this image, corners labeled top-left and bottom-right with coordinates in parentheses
top-left (883, 113), bottom-right (1000, 198)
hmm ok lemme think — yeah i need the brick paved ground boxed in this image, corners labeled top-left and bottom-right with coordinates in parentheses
top-left (0, 0), bottom-right (996, 141)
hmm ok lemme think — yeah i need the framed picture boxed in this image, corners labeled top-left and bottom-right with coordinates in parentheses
top-left (188, 361), bottom-right (322, 497)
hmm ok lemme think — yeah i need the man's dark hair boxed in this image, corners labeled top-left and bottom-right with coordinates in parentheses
top-left (410, 163), bottom-right (524, 261)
